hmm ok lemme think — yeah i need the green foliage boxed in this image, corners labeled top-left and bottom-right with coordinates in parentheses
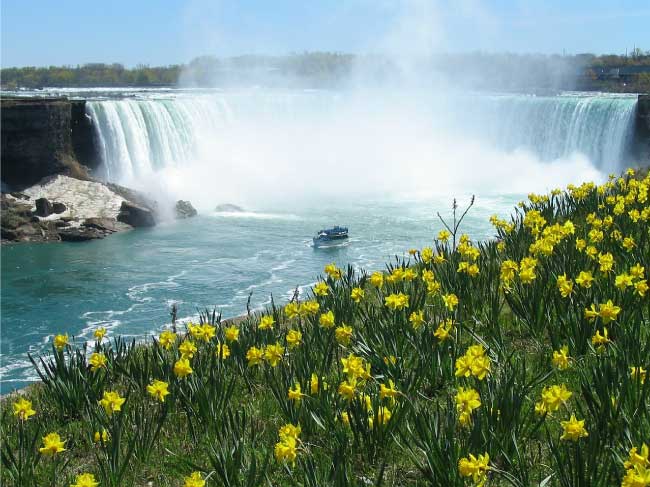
top-left (1, 168), bottom-right (649, 486)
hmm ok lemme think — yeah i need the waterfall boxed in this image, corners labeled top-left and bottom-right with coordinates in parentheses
top-left (472, 94), bottom-right (638, 174)
top-left (88, 92), bottom-right (638, 186)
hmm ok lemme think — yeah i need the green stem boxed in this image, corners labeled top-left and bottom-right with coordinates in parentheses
top-left (18, 420), bottom-right (24, 484)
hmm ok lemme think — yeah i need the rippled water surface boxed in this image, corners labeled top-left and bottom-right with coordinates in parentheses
top-left (0, 196), bottom-right (516, 392)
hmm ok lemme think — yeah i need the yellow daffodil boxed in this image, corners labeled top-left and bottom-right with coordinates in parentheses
top-left (147, 380), bottom-right (171, 406)
top-left (314, 281), bottom-right (329, 296)
top-left (53, 334), bottom-right (69, 351)
top-left (379, 379), bottom-right (399, 402)
top-left (179, 340), bottom-right (197, 359)
top-left (458, 452), bottom-right (491, 485)
top-left (591, 328), bottom-right (610, 350)
top-left (552, 346), bottom-right (571, 370)
top-left (70, 473), bottom-right (100, 487)
top-left (455, 387), bottom-right (481, 427)
top-left (540, 384), bottom-right (572, 412)
top-left (442, 293), bottom-right (459, 311)
top-left (409, 310), bottom-right (425, 330)
top-left (173, 358), bottom-right (193, 378)
top-left (183, 472), bottom-right (205, 487)
top-left (39, 432), bottom-right (66, 455)
top-left (13, 397), bottom-right (36, 421)
top-left (93, 327), bottom-right (107, 341)
top-left (319, 310), bottom-right (335, 328)
top-left (384, 293), bottom-right (409, 311)
top-left (338, 379), bottom-right (357, 400)
top-left (350, 287), bottom-right (364, 303)
top-left (288, 383), bottom-right (304, 403)
top-left (224, 325), bottom-right (239, 342)
top-left (556, 274), bottom-right (574, 298)
top-left (259, 315), bottom-right (275, 330)
top-left (369, 271), bottom-right (384, 288)
top-left (575, 271), bottom-right (594, 288)
top-left (434, 319), bottom-right (453, 342)
top-left (624, 443), bottom-right (649, 470)
top-left (89, 352), bottom-right (107, 372)
top-left (93, 429), bottom-right (109, 443)
top-left (158, 330), bottom-right (177, 349)
top-left (598, 252), bottom-right (615, 273)
top-left (99, 391), bottom-right (126, 416)
top-left (264, 343), bottom-right (284, 367)
top-left (286, 329), bottom-right (302, 349)
top-left (324, 263), bottom-right (342, 280)
top-left (285, 302), bottom-right (300, 320)
top-left (335, 325), bottom-right (353, 345)
top-left (246, 346), bottom-right (264, 366)
top-left (560, 414), bottom-right (588, 441)
top-left (599, 300), bottom-right (621, 323)
top-left (615, 273), bottom-right (634, 291)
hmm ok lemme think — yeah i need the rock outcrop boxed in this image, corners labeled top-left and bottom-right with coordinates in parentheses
top-left (634, 95), bottom-right (650, 165)
top-left (1, 98), bottom-right (92, 189)
top-left (175, 200), bottom-right (197, 219)
top-left (117, 201), bottom-right (156, 227)
top-left (638, 95), bottom-right (650, 133)
top-left (34, 198), bottom-right (53, 217)
top-left (1, 175), bottom-right (157, 244)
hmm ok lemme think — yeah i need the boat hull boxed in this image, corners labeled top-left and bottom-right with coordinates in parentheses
top-left (313, 235), bottom-right (349, 248)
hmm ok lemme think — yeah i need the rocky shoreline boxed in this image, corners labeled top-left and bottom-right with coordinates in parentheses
top-left (1, 175), bottom-right (158, 243)
top-left (1, 175), bottom-right (198, 244)
top-left (1, 97), bottom-right (200, 244)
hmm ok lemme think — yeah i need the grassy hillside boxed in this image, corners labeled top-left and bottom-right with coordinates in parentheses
top-left (2, 169), bottom-right (649, 487)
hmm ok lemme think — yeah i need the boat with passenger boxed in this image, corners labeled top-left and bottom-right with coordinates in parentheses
top-left (313, 226), bottom-right (349, 247)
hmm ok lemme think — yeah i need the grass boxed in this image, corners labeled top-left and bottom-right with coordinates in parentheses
top-left (1, 168), bottom-right (649, 487)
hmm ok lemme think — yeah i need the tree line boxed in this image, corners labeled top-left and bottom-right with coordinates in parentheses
top-left (1, 50), bottom-right (649, 92)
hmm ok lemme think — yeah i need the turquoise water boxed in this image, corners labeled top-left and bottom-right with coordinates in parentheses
top-left (0, 196), bottom-right (516, 393)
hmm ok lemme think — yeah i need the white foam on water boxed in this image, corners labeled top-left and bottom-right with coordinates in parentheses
top-left (211, 211), bottom-right (302, 220)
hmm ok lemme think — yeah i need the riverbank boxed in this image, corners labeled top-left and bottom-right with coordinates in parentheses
top-left (1, 175), bottom-right (157, 243)
top-left (1, 169), bottom-right (648, 486)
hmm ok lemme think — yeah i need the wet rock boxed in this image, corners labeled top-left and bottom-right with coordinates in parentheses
top-left (34, 197), bottom-right (53, 217)
top-left (82, 217), bottom-right (130, 233)
top-left (58, 227), bottom-right (104, 242)
top-left (52, 202), bottom-right (67, 214)
top-left (1, 227), bottom-right (19, 240)
top-left (117, 201), bottom-right (155, 227)
top-left (175, 200), bottom-right (197, 219)
top-left (55, 220), bottom-right (70, 227)
top-left (15, 224), bottom-right (39, 237)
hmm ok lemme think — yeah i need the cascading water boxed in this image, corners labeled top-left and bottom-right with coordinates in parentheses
top-left (473, 94), bottom-right (638, 174)
top-left (87, 91), bottom-right (638, 191)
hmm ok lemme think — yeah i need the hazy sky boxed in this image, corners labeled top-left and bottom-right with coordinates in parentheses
top-left (2, 0), bottom-right (650, 67)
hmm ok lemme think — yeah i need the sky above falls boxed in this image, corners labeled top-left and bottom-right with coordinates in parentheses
top-left (2, 0), bottom-right (650, 67)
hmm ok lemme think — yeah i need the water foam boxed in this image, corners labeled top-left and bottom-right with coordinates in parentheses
top-left (86, 90), bottom-right (634, 207)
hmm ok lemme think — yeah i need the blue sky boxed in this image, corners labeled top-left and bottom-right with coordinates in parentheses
top-left (2, 0), bottom-right (650, 67)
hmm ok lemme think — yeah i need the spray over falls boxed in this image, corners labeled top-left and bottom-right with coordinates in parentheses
top-left (86, 91), bottom-right (638, 205)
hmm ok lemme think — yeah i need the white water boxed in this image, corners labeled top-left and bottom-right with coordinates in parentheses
top-left (86, 90), bottom-right (637, 205)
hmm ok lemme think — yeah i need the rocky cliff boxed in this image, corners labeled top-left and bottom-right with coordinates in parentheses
top-left (634, 95), bottom-right (650, 165)
top-left (638, 95), bottom-right (650, 133)
top-left (1, 97), bottom-right (98, 189)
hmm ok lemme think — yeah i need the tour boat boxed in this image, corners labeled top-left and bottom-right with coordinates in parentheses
top-left (313, 226), bottom-right (349, 247)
